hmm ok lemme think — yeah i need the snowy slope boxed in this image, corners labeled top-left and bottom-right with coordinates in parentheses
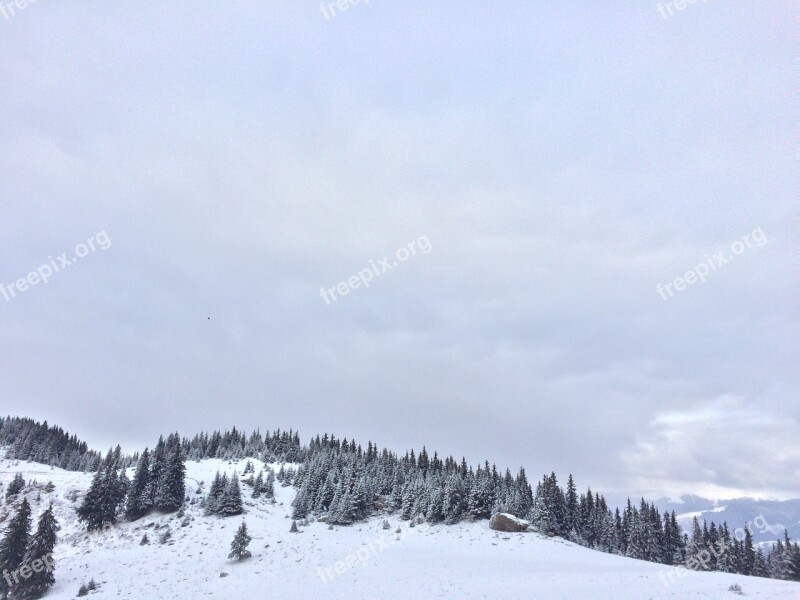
top-left (2, 459), bottom-right (800, 600)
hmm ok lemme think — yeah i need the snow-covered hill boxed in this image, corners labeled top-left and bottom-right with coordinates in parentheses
top-left (2, 459), bottom-right (799, 599)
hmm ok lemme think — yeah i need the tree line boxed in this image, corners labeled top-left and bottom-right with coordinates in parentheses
top-left (3, 416), bottom-right (799, 585)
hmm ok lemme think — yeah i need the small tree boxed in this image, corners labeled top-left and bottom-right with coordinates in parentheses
top-left (228, 521), bottom-right (252, 561)
top-left (290, 520), bottom-right (299, 533)
top-left (5, 473), bottom-right (25, 499)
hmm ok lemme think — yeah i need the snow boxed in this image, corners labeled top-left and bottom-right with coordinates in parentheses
top-left (2, 458), bottom-right (799, 599)
top-left (678, 506), bottom-right (728, 520)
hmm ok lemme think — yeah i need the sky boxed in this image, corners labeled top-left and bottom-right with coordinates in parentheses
top-left (0, 1), bottom-right (797, 502)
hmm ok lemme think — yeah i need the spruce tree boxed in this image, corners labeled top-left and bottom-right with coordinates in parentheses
top-left (220, 474), bottom-right (243, 517)
top-left (155, 434), bottom-right (185, 513)
top-left (743, 527), bottom-right (755, 575)
top-left (205, 472), bottom-right (224, 516)
top-left (77, 454), bottom-right (124, 531)
top-left (15, 503), bottom-right (59, 600)
top-left (251, 471), bottom-right (263, 499)
top-left (564, 475), bottom-right (578, 534)
top-left (753, 547), bottom-right (769, 577)
top-left (5, 474), bottom-right (25, 500)
top-left (467, 474), bottom-right (492, 520)
top-left (262, 470), bottom-right (275, 499)
top-left (0, 498), bottom-right (32, 600)
top-left (228, 521), bottom-right (252, 561)
top-left (443, 473), bottom-right (466, 524)
top-left (148, 436), bottom-right (166, 507)
top-left (76, 468), bottom-right (105, 531)
top-left (124, 448), bottom-right (152, 520)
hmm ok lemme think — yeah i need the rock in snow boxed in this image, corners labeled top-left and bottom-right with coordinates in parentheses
top-left (489, 513), bottom-right (530, 532)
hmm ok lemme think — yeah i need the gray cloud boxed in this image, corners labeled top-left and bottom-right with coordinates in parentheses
top-left (0, 1), bottom-right (797, 501)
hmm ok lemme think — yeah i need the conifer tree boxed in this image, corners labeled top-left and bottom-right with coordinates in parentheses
top-left (5, 474), bottom-right (25, 500)
top-left (15, 503), bottom-right (59, 600)
top-left (0, 498), bottom-right (32, 600)
top-left (148, 436), bottom-right (166, 507)
top-left (205, 472), bottom-right (225, 516)
top-left (251, 471), bottom-right (263, 499)
top-left (125, 448), bottom-right (152, 520)
top-left (564, 475), bottom-right (578, 534)
top-left (76, 454), bottom-right (124, 532)
top-left (228, 521), bottom-right (252, 561)
top-left (220, 474), bottom-right (243, 516)
top-left (753, 547), bottom-right (769, 577)
top-left (443, 473), bottom-right (466, 524)
top-left (743, 527), bottom-right (755, 575)
top-left (262, 470), bottom-right (275, 499)
top-left (154, 434), bottom-right (185, 513)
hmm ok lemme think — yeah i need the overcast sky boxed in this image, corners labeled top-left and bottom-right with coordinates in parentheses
top-left (0, 1), bottom-right (797, 502)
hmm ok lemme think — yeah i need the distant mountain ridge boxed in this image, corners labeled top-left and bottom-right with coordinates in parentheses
top-left (654, 495), bottom-right (800, 544)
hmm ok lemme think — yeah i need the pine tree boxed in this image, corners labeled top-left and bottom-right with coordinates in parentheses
top-left (467, 472), bottom-right (492, 520)
top-left (529, 486), bottom-right (555, 535)
top-left (564, 475), bottom-right (578, 534)
top-left (717, 522), bottom-right (732, 573)
top-left (251, 471), bottom-right (263, 499)
top-left (5, 474), bottom-right (25, 500)
top-left (753, 547), bottom-right (769, 577)
top-left (205, 472), bottom-right (225, 516)
top-left (790, 541), bottom-right (800, 582)
top-left (15, 503), bottom-right (59, 600)
top-left (0, 498), bottom-right (32, 600)
top-left (687, 516), bottom-right (704, 565)
top-left (148, 436), bottom-right (166, 507)
top-left (77, 453), bottom-right (124, 531)
top-left (743, 527), bottom-right (755, 575)
top-left (228, 521), bottom-right (252, 561)
top-left (443, 473), bottom-right (466, 524)
top-left (219, 474), bottom-right (243, 517)
top-left (124, 448), bottom-right (152, 520)
top-left (262, 469), bottom-right (275, 499)
top-left (154, 434), bottom-right (185, 513)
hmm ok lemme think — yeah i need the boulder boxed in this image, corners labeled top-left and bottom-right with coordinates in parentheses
top-left (489, 513), bottom-right (530, 532)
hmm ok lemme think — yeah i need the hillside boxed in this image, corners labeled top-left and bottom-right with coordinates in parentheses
top-left (2, 458), bottom-right (799, 599)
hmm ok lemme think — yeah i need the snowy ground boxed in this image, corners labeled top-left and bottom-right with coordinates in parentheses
top-left (2, 458), bottom-right (799, 599)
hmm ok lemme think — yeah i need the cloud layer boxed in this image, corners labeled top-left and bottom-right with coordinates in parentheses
top-left (0, 1), bottom-right (797, 500)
